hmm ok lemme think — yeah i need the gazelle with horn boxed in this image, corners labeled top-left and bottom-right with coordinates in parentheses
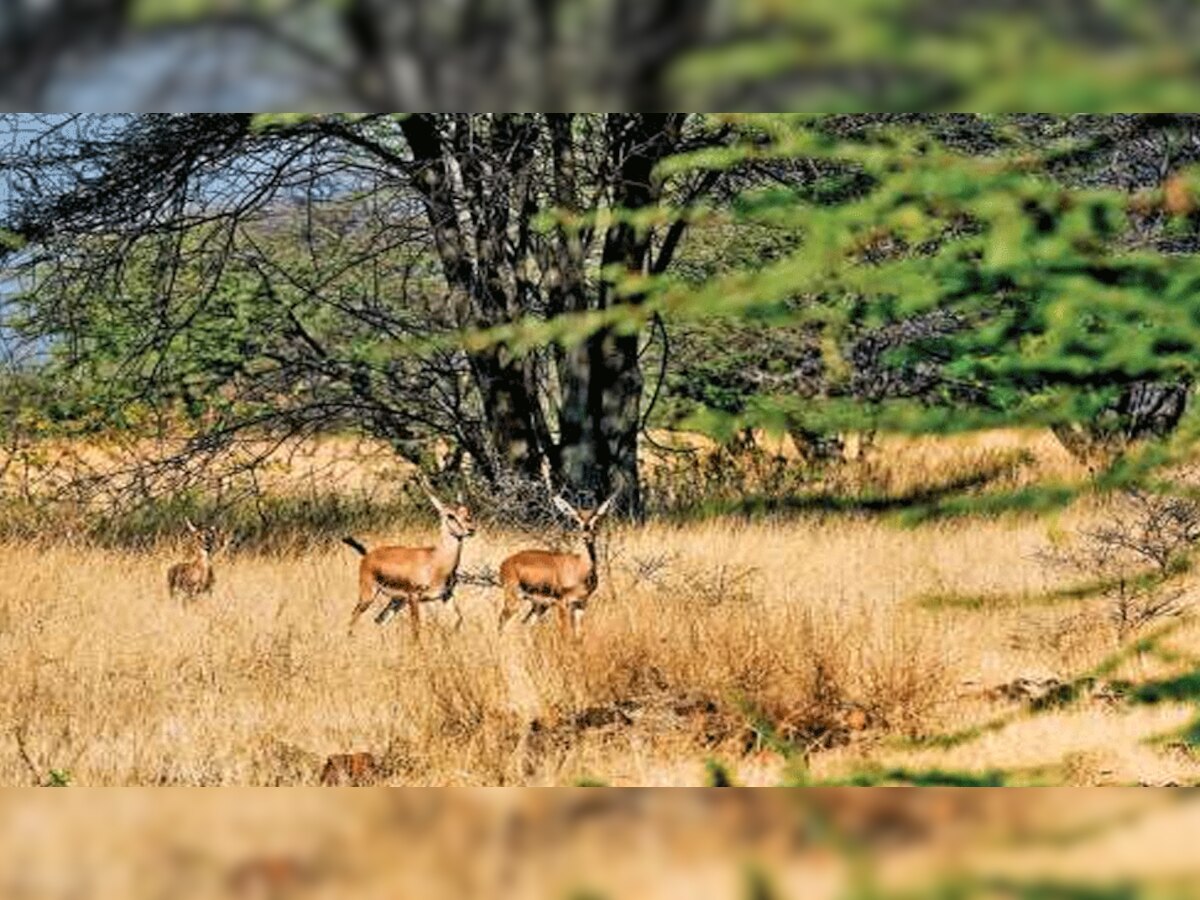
top-left (343, 475), bottom-right (476, 637)
top-left (497, 462), bottom-right (619, 640)
top-left (167, 519), bottom-right (219, 605)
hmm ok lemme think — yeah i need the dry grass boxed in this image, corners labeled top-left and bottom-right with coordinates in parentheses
top-left (0, 519), bottom-right (955, 786)
top-left (1, 428), bottom-right (1199, 786)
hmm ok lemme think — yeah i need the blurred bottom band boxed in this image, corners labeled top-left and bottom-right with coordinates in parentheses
top-left (0, 787), bottom-right (1195, 899)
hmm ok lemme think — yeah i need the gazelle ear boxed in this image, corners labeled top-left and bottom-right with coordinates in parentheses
top-left (552, 495), bottom-right (582, 525)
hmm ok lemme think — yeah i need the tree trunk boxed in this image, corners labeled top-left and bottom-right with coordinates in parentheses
top-left (1051, 380), bottom-right (1191, 469)
top-left (557, 115), bottom-right (685, 518)
top-left (400, 113), bottom-right (545, 481)
top-left (470, 347), bottom-right (543, 478)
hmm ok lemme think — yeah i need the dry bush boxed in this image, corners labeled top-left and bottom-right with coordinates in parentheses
top-left (1037, 484), bottom-right (1200, 643)
top-left (518, 570), bottom-right (956, 762)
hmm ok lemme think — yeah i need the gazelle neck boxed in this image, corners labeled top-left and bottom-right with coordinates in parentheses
top-left (438, 521), bottom-right (465, 568)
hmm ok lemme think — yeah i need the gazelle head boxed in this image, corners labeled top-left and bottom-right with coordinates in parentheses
top-left (541, 460), bottom-right (620, 539)
top-left (417, 475), bottom-right (476, 541)
top-left (185, 518), bottom-right (220, 554)
top-left (551, 491), bottom-right (618, 538)
top-left (544, 460), bottom-right (619, 540)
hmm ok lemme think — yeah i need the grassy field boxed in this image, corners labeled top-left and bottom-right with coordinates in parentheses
top-left (2, 429), bottom-right (1200, 786)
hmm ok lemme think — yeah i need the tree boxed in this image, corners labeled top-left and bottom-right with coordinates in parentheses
top-left (1, 113), bottom-right (731, 517)
top-left (9, 113), bottom-right (1200, 527)
top-left (655, 115), bottom-right (1200, 464)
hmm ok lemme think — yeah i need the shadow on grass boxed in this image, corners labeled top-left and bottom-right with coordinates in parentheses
top-left (915, 562), bottom-right (1192, 612)
top-left (669, 457), bottom-right (1059, 523)
top-left (896, 621), bottom-right (1188, 754)
top-left (1133, 671), bottom-right (1200, 705)
top-left (914, 575), bottom-right (1123, 612)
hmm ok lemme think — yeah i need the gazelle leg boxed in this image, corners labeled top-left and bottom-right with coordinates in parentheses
top-left (570, 604), bottom-right (585, 640)
top-left (447, 594), bottom-right (465, 631)
top-left (555, 602), bottom-right (571, 640)
top-left (375, 595), bottom-right (403, 625)
top-left (348, 601), bottom-right (372, 633)
top-left (348, 582), bottom-right (380, 635)
top-left (407, 594), bottom-right (422, 641)
top-left (498, 582), bottom-right (522, 632)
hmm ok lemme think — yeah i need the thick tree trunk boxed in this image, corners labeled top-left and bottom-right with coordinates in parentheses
top-left (1051, 380), bottom-right (1191, 469)
top-left (401, 113), bottom-right (545, 481)
top-left (558, 328), bottom-right (644, 512)
top-left (470, 347), bottom-right (543, 478)
top-left (557, 115), bottom-right (685, 518)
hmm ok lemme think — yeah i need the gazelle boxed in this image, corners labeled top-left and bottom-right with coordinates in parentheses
top-left (167, 519), bottom-right (219, 604)
top-left (343, 475), bottom-right (475, 638)
top-left (498, 466), bottom-right (619, 640)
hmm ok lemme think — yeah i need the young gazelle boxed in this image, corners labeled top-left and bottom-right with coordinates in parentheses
top-left (167, 519), bottom-right (219, 605)
top-left (343, 476), bottom-right (476, 638)
top-left (497, 467), bottom-right (619, 640)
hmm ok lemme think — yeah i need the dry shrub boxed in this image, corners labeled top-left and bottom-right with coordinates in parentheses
top-left (506, 574), bottom-right (956, 762)
top-left (1037, 483), bottom-right (1200, 645)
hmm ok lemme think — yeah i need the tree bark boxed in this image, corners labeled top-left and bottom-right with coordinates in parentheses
top-left (1051, 380), bottom-right (1191, 468)
top-left (557, 114), bottom-right (686, 518)
top-left (400, 113), bottom-right (545, 479)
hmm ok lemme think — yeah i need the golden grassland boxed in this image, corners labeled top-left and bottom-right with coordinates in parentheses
top-left (2, 428), bottom-right (1200, 786)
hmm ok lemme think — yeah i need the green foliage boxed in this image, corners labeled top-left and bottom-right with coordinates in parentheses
top-left (654, 127), bottom-right (1197, 438)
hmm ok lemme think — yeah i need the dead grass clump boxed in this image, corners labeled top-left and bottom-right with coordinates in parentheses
top-left (524, 585), bottom-right (957, 763)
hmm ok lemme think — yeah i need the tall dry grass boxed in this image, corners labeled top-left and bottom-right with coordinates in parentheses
top-left (0, 505), bottom-right (1171, 787)
top-left (1, 427), bottom-right (1198, 785)
top-left (0, 515), bottom-right (1006, 786)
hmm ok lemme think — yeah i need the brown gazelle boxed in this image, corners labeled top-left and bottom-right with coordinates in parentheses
top-left (343, 475), bottom-right (475, 638)
top-left (167, 519), bottom-right (219, 604)
top-left (498, 465), bottom-right (619, 640)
